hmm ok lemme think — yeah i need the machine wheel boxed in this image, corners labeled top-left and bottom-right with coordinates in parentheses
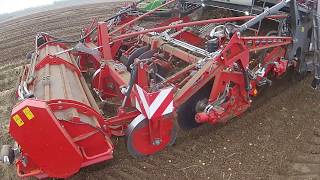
top-left (126, 46), bottom-right (150, 70)
top-left (126, 114), bottom-right (176, 157)
top-left (177, 81), bottom-right (213, 129)
top-left (138, 49), bottom-right (155, 60)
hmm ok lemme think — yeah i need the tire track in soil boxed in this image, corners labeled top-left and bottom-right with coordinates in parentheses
top-left (1, 2), bottom-right (320, 180)
top-left (275, 129), bottom-right (320, 180)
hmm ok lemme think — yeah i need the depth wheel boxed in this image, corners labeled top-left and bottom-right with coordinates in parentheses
top-left (126, 114), bottom-right (176, 157)
top-left (177, 81), bottom-right (213, 129)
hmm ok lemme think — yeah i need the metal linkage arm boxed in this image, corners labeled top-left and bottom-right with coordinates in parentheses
top-left (238, 0), bottom-right (291, 32)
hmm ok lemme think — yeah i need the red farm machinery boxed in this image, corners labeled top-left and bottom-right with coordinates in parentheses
top-left (1, 0), bottom-right (319, 178)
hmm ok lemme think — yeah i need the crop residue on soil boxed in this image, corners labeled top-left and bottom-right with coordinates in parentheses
top-left (0, 2), bottom-right (319, 180)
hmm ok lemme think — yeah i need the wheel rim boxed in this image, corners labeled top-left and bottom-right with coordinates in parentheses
top-left (126, 114), bottom-right (176, 157)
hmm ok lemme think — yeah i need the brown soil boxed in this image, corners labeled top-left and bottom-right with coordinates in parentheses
top-left (0, 2), bottom-right (320, 180)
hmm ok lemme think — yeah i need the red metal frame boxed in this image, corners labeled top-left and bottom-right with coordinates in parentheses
top-left (88, 13), bottom-right (292, 154)
top-left (112, 14), bottom-right (288, 42)
top-left (8, 3), bottom-right (296, 178)
top-left (35, 55), bottom-right (81, 76)
top-left (97, 22), bottom-right (112, 60)
top-left (81, 12), bottom-right (292, 144)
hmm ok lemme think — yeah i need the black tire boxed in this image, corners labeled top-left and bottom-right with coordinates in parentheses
top-left (177, 81), bottom-right (213, 130)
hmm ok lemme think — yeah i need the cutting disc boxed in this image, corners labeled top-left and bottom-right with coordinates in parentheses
top-left (177, 81), bottom-right (213, 129)
top-left (126, 46), bottom-right (150, 70)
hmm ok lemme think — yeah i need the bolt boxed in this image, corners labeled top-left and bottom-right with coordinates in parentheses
top-left (153, 138), bottom-right (161, 146)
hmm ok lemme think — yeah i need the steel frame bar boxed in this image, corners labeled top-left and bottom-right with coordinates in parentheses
top-left (97, 22), bottom-right (112, 60)
top-left (112, 15), bottom-right (288, 42)
top-left (110, 0), bottom-right (176, 36)
top-left (141, 35), bottom-right (202, 63)
top-left (164, 64), bottom-right (195, 84)
top-left (241, 36), bottom-right (293, 52)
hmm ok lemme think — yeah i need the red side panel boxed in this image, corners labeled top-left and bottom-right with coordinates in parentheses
top-left (9, 99), bottom-right (83, 178)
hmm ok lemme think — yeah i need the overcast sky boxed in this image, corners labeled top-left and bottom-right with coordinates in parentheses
top-left (0, 0), bottom-right (57, 14)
